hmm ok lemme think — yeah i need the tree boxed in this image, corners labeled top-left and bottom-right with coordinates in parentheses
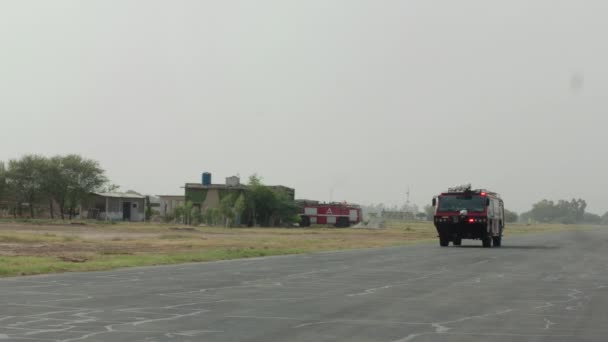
top-left (233, 193), bottom-right (246, 226)
top-left (174, 201), bottom-right (194, 224)
top-left (0, 155), bottom-right (109, 219)
top-left (101, 184), bottom-right (120, 192)
top-left (582, 212), bottom-right (601, 225)
top-left (0, 161), bottom-right (17, 217)
top-left (41, 155), bottom-right (107, 219)
top-left (219, 193), bottom-right (237, 227)
top-left (245, 174), bottom-right (263, 226)
top-left (529, 199), bottom-right (558, 223)
top-left (204, 207), bottom-right (221, 225)
top-left (504, 209), bottom-right (518, 223)
top-left (245, 174), bottom-right (275, 226)
top-left (191, 206), bottom-right (202, 225)
top-left (58, 155), bottom-right (107, 219)
top-left (528, 198), bottom-right (588, 224)
top-left (244, 174), bottom-right (298, 227)
top-left (6, 155), bottom-right (47, 217)
top-left (41, 156), bottom-right (64, 219)
top-left (176, 202), bottom-right (188, 224)
top-left (271, 188), bottom-right (299, 225)
top-left (415, 212), bottom-right (427, 220)
top-left (0, 161), bottom-right (15, 216)
top-left (0, 161), bottom-right (6, 203)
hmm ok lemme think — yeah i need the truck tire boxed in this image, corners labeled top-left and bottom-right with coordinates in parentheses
top-left (482, 236), bottom-right (492, 248)
top-left (335, 217), bottom-right (350, 228)
top-left (492, 236), bottom-right (502, 247)
top-left (453, 237), bottom-right (462, 246)
top-left (300, 216), bottom-right (311, 227)
top-left (482, 222), bottom-right (493, 248)
top-left (439, 234), bottom-right (449, 247)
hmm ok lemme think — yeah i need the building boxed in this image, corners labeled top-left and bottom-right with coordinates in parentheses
top-left (184, 174), bottom-right (295, 213)
top-left (158, 195), bottom-right (185, 216)
top-left (82, 192), bottom-right (146, 221)
top-left (185, 183), bottom-right (248, 213)
top-left (147, 195), bottom-right (161, 214)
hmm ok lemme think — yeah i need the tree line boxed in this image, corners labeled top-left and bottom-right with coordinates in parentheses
top-left (520, 198), bottom-right (608, 225)
top-left (0, 155), bottom-right (107, 219)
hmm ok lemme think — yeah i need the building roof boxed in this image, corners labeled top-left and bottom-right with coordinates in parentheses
top-left (185, 183), bottom-right (247, 190)
top-left (185, 183), bottom-right (294, 192)
top-left (92, 192), bottom-right (146, 199)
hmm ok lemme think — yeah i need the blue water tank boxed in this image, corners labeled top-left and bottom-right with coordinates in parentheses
top-left (202, 172), bottom-right (212, 185)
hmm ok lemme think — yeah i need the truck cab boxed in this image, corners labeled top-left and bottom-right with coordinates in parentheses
top-left (432, 184), bottom-right (504, 248)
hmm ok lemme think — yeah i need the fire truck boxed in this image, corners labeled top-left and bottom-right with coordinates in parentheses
top-left (298, 201), bottom-right (363, 228)
top-left (432, 184), bottom-right (505, 248)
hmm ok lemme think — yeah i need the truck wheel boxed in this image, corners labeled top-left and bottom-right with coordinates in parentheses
top-left (335, 217), bottom-right (350, 228)
top-left (439, 235), bottom-right (449, 247)
top-left (492, 236), bottom-right (502, 247)
top-left (482, 236), bottom-right (492, 248)
top-left (453, 237), bottom-right (462, 246)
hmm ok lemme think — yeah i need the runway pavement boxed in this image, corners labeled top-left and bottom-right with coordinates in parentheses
top-left (1, 227), bottom-right (607, 341)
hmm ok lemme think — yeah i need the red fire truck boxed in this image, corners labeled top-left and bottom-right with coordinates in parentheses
top-left (298, 201), bottom-right (363, 228)
top-left (432, 184), bottom-right (505, 248)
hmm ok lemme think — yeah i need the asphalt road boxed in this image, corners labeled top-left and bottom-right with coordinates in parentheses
top-left (1, 228), bottom-right (608, 342)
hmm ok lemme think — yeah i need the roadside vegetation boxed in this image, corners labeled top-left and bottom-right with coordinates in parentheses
top-left (0, 220), bottom-right (597, 277)
top-left (520, 199), bottom-right (608, 225)
top-left (0, 155), bottom-right (107, 219)
top-left (0, 156), bottom-right (299, 228)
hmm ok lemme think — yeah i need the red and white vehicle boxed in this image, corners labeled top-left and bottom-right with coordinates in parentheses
top-left (298, 201), bottom-right (363, 228)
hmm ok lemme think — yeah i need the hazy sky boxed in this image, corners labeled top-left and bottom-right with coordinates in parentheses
top-left (1, 1), bottom-right (607, 213)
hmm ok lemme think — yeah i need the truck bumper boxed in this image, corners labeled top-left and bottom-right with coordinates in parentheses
top-left (434, 223), bottom-right (490, 240)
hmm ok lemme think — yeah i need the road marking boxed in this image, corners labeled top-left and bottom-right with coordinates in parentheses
top-left (544, 318), bottom-right (556, 330)
top-left (346, 270), bottom-right (446, 297)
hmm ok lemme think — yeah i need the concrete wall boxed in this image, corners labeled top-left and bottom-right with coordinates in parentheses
top-left (159, 197), bottom-right (185, 216)
top-left (126, 199), bottom-right (145, 221)
top-left (202, 189), bottom-right (220, 213)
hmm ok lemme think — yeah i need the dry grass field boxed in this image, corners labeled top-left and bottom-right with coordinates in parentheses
top-left (0, 219), bottom-right (591, 277)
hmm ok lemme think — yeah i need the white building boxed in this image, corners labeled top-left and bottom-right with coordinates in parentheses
top-left (82, 192), bottom-right (146, 221)
top-left (158, 195), bottom-right (185, 217)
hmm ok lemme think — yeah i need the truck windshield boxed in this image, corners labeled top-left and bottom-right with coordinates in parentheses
top-left (438, 195), bottom-right (486, 212)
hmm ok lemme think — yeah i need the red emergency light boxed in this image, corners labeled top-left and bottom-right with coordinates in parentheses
top-left (468, 218), bottom-right (475, 223)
